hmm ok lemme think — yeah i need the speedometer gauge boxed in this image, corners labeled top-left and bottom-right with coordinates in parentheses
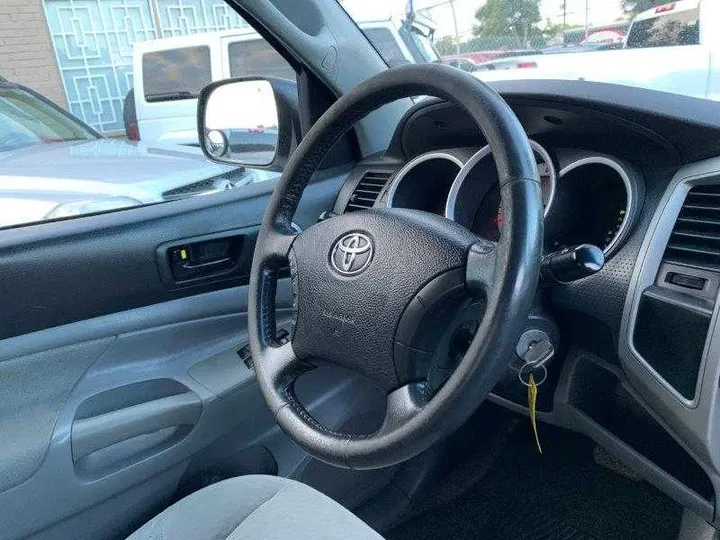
top-left (544, 156), bottom-right (637, 257)
top-left (445, 140), bottom-right (556, 242)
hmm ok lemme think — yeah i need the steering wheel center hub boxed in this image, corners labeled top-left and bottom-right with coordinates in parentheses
top-left (290, 208), bottom-right (478, 391)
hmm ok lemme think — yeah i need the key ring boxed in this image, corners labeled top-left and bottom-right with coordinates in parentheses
top-left (518, 363), bottom-right (547, 387)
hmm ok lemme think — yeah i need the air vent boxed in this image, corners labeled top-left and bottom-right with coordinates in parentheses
top-left (344, 170), bottom-right (393, 212)
top-left (663, 184), bottom-right (720, 273)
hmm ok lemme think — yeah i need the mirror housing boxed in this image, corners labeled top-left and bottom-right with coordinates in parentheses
top-left (197, 77), bottom-right (299, 170)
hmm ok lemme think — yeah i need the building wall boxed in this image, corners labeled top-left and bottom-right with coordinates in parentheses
top-left (42, 0), bottom-right (248, 134)
top-left (0, 0), bottom-right (66, 108)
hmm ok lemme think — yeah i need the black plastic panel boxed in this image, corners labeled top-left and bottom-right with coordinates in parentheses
top-left (567, 355), bottom-right (715, 503)
top-left (634, 289), bottom-right (711, 400)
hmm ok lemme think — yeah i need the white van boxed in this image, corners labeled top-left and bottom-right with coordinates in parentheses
top-left (132, 17), bottom-right (439, 145)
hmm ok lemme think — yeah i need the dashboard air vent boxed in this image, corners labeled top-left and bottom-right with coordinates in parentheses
top-left (345, 170), bottom-right (393, 212)
top-left (663, 184), bottom-right (720, 273)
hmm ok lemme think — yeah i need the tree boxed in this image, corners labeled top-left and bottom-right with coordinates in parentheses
top-left (621, 0), bottom-right (670, 17)
top-left (435, 36), bottom-right (457, 56)
top-left (474, 0), bottom-right (541, 48)
top-left (542, 19), bottom-right (574, 43)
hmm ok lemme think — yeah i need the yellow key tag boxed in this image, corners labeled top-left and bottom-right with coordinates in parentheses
top-left (528, 373), bottom-right (542, 454)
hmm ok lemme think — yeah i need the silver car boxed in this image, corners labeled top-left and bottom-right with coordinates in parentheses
top-left (0, 81), bottom-right (274, 228)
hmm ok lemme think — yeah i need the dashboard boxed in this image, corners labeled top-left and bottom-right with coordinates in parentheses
top-left (383, 139), bottom-right (641, 258)
top-left (332, 81), bottom-right (720, 528)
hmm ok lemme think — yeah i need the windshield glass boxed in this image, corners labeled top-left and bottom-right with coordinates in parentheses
top-left (626, 5), bottom-right (700, 48)
top-left (339, 0), bottom-right (709, 100)
top-left (0, 86), bottom-right (97, 153)
top-left (407, 27), bottom-right (441, 62)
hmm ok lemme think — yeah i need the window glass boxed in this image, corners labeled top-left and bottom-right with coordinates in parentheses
top-left (142, 46), bottom-right (212, 102)
top-left (403, 28), bottom-right (440, 63)
top-left (362, 27), bottom-right (408, 67)
top-left (339, 0), bottom-right (711, 102)
top-left (228, 39), bottom-right (296, 80)
top-left (0, 86), bottom-right (97, 153)
top-left (0, 2), bottom-right (291, 230)
top-left (626, 9), bottom-right (700, 49)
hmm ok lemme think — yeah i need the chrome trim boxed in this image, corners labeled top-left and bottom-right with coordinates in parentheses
top-left (558, 156), bottom-right (636, 256)
top-left (444, 139), bottom-right (556, 221)
top-left (330, 233), bottom-right (374, 276)
top-left (386, 152), bottom-right (464, 208)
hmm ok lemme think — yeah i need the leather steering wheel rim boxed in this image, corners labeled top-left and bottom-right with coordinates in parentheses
top-left (248, 64), bottom-right (543, 470)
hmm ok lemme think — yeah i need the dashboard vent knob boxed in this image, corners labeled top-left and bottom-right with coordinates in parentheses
top-left (345, 170), bottom-right (393, 212)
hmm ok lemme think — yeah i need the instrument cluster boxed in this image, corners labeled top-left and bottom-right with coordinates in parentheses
top-left (385, 140), bottom-right (642, 258)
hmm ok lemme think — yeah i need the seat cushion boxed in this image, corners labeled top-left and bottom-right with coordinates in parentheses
top-left (127, 475), bottom-right (384, 540)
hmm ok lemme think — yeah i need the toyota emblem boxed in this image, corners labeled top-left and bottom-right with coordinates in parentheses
top-left (330, 233), bottom-right (373, 276)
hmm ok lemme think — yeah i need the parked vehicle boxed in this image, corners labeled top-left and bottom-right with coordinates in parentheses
top-left (475, 0), bottom-right (718, 100)
top-left (474, 43), bottom-right (613, 72)
top-left (0, 80), bottom-right (273, 228)
top-left (132, 16), bottom-right (439, 145)
top-left (441, 57), bottom-right (478, 72)
top-left (558, 21), bottom-right (630, 47)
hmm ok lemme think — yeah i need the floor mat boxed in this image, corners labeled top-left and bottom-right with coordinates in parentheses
top-left (387, 423), bottom-right (682, 540)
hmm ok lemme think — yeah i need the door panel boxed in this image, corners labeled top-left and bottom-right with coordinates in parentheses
top-left (0, 338), bottom-right (113, 492)
top-left (0, 168), bottom-right (387, 540)
top-left (0, 282), bottom-right (383, 540)
top-left (0, 288), bottom-right (279, 539)
top-left (0, 170), bottom-right (346, 339)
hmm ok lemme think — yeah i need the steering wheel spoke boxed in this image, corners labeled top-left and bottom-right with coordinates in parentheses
top-left (466, 239), bottom-right (499, 295)
top-left (380, 382), bottom-right (428, 434)
top-left (258, 228), bottom-right (297, 267)
top-left (265, 340), bottom-right (303, 380)
top-left (257, 339), bottom-right (318, 412)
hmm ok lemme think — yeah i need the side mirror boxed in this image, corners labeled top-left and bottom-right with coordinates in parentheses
top-left (198, 77), bottom-right (297, 169)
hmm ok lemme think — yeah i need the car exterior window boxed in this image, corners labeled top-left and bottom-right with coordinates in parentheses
top-left (142, 46), bottom-right (213, 102)
top-left (361, 28), bottom-right (408, 67)
top-left (338, 0), bottom-right (713, 102)
top-left (228, 40), bottom-right (296, 80)
top-left (626, 8), bottom-right (700, 48)
top-left (0, 86), bottom-right (97, 152)
top-left (0, 3), bottom-right (289, 230)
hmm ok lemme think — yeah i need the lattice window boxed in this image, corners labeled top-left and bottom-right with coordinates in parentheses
top-left (43, 0), bottom-right (252, 134)
top-left (155, 0), bottom-right (249, 37)
top-left (44, 0), bottom-right (157, 133)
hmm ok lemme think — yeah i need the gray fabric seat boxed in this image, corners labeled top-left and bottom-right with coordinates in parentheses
top-left (127, 475), bottom-right (384, 540)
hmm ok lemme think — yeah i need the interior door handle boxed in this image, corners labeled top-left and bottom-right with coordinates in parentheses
top-left (164, 233), bottom-right (246, 284)
top-left (71, 392), bottom-right (202, 461)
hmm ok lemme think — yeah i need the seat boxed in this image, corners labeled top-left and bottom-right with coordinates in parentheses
top-left (127, 475), bottom-right (384, 540)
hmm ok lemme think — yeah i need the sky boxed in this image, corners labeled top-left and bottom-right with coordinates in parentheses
top-left (340, 0), bottom-right (627, 40)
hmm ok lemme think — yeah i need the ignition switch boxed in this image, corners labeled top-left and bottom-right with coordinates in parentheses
top-left (516, 329), bottom-right (555, 368)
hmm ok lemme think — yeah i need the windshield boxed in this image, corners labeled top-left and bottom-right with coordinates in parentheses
top-left (339, 0), bottom-right (710, 100)
top-left (407, 28), bottom-right (441, 62)
top-left (626, 6), bottom-right (700, 48)
top-left (0, 86), bottom-right (97, 153)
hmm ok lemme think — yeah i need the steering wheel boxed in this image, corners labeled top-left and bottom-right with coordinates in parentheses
top-left (248, 64), bottom-right (543, 470)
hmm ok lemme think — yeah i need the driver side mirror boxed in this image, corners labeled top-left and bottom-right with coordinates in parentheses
top-left (197, 77), bottom-right (299, 170)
